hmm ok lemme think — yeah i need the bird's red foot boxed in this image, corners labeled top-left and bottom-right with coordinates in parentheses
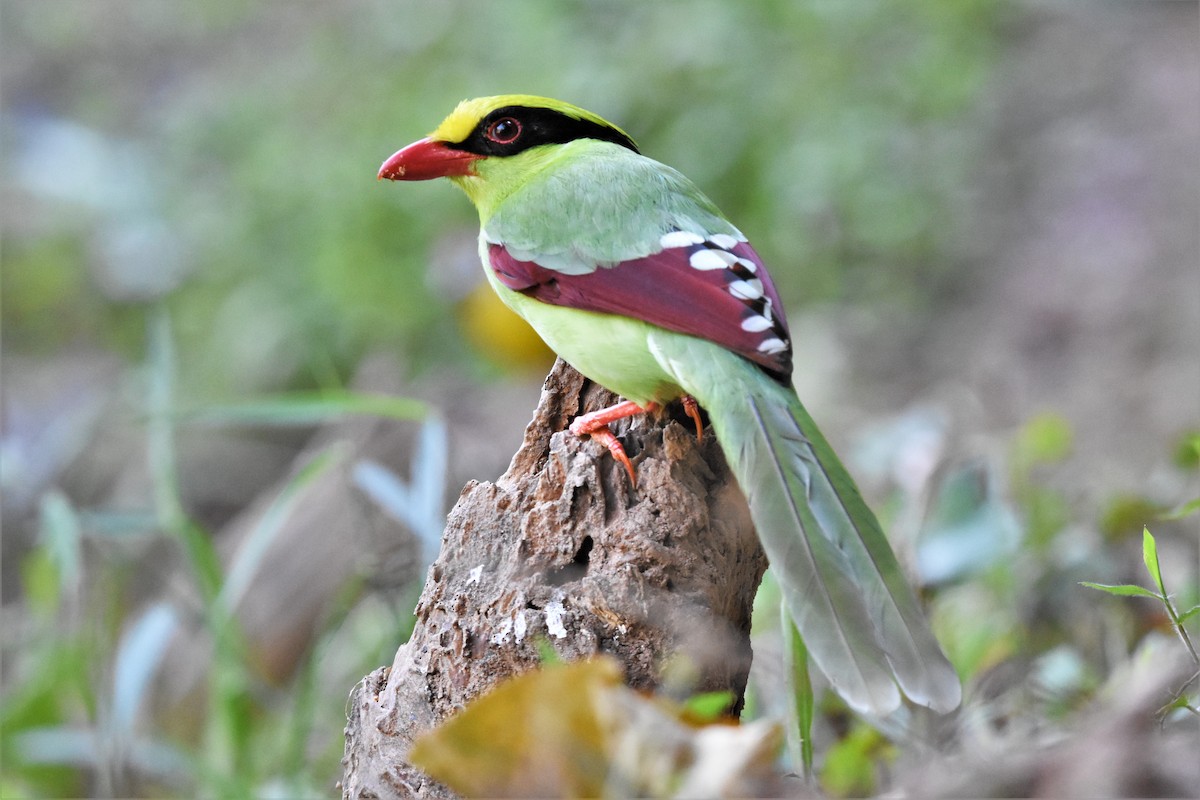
top-left (682, 395), bottom-right (704, 442)
top-left (569, 400), bottom-right (659, 485)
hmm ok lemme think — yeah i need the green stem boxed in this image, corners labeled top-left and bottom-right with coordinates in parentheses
top-left (1161, 591), bottom-right (1199, 667)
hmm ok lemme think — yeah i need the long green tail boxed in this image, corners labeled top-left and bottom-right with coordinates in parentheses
top-left (650, 332), bottom-right (961, 715)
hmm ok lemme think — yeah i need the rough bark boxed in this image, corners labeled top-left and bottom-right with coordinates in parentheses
top-left (341, 359), bottom-right (767, 799)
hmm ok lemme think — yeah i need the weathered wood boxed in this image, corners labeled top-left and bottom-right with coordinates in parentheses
top-left (341, 359), bottom-right (766, 799)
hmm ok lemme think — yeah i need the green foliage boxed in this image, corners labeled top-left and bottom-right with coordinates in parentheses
top-left (680, 690), bottom-right (737, 723)
top-left (1101, 494), bottom-right (1167, 542)
top-left (819, 722), bottom-right (890, 798)
top-left (1, 0), bottom-right (1005, 400)
top-left (766, 406), bottom-right (1195, 792)
top-left (1078, 582), bottom-right (1161, 600)
top-left (1082, 527), bottom-right (1200, 702)
top-left (4, 2), bottom-right (1192, 796)
top-left (178, 392), bottom-right (428, 427)
top-left (1012, 411), bottom-right (1075, 468)
top-left (0, 306), bottom-right (428, 797)
top-left (783, 612), bottom-right (815, 781)
top-left (1010, 412), bottom-right (1075, 551)
top-left (533, 637), bottom-right (563, 666)
top-left (1161, 496), bottom-right (1200, 522)
top-left (1172, 431), bottom-right (1200, 470)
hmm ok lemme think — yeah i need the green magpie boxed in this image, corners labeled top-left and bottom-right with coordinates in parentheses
top-left (378, 95), bottom-right (961, 716)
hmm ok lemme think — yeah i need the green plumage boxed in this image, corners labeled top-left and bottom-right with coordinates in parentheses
top-left (482, 139), bottom-right (739, 275)
top-left (649, 332), bottom-right (961, 712)
top-left (384, 95), bottom-right (961, 716)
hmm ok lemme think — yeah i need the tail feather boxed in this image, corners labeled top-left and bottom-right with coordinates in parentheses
top-left (650, 332), bottom-right (961, 715)
top-left (748, 392), bottom-right (962, 713)
top-left (742, 393), bottom-right (902, 713)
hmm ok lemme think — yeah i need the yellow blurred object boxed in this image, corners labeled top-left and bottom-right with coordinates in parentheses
top-left (409, 657), bottom-right (783, 798)
top-left (457, 281), bottom-right (555, 371)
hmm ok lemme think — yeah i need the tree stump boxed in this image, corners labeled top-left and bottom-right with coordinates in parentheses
top-left (341, 359), bottom-right (767, 799)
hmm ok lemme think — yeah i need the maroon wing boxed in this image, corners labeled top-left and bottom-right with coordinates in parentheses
top-left (488, 232), bottom-right (793, 382)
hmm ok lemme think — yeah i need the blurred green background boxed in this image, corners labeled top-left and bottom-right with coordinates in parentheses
top-left (2, 1), bottom-right (1197, 797)
top-left (3, 0), bottom-right (1005, 391)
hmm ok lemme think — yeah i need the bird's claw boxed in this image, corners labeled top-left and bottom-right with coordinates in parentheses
top-left (588, 426), bottom-right (638, 486)
top-left (569, 399), bottom-right (658, 485)
top-left (568, 396), bottom-right (705, 483)
top-left (682, 395), bottom-right (704, 442)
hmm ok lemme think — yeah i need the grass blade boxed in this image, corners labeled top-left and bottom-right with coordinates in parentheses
top-left (180, 392), bottom-right (428, 427)
top-left (1160, 497), bottom-right (1200, 521)
top-left (353, 414), bottom-right (448, 562)
top-left (217, 446), bottom-right (342, 614)
top-left (783, 603), bottom-right (815, 780)
top-left (13, 727), bottom-right (100, 768)
top-left (1142, 528), bottom-right (1166, 597)
top-left (112, 603), bottom-right (179, 733)
top-left (1079, 582), bottom-right (1160, 599)
top-left (37, 490), bottom-right (83, 595)
top-left (146, 305), bottom-right (185, 532)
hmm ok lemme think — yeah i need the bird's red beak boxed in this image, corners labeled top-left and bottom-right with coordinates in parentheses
top-left (377, 138), bottom-right (480, 181)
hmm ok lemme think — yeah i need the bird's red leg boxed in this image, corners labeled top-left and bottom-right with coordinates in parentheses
top-left (569, 400), bottom-right (655, 434)
top-left (569, 400), bottom-right (659, 485)
top-left (682, 395), bottom-right (704, 442)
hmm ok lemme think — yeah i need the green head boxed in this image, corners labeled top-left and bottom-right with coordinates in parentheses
top-left (377, 95), bottom-right (639, 218)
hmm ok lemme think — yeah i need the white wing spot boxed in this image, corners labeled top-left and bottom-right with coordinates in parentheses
top-left (758, 337), bottom-right (788, 354)
top-left (741, 315), bottom-right (774, 332)
top-left (708, 233), bottom-right (739, 250)
top-left (690, 249), bottom-right (735, 271)
top-left (728, 279), bottom-right (764, 300)
top-left (734, 257), bottom-right (758, 274)
top-left (660, 230), bottom-right (705, 249)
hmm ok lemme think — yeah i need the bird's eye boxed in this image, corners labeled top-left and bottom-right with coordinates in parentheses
top-left (485, 117), bottom-right (522, 145)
